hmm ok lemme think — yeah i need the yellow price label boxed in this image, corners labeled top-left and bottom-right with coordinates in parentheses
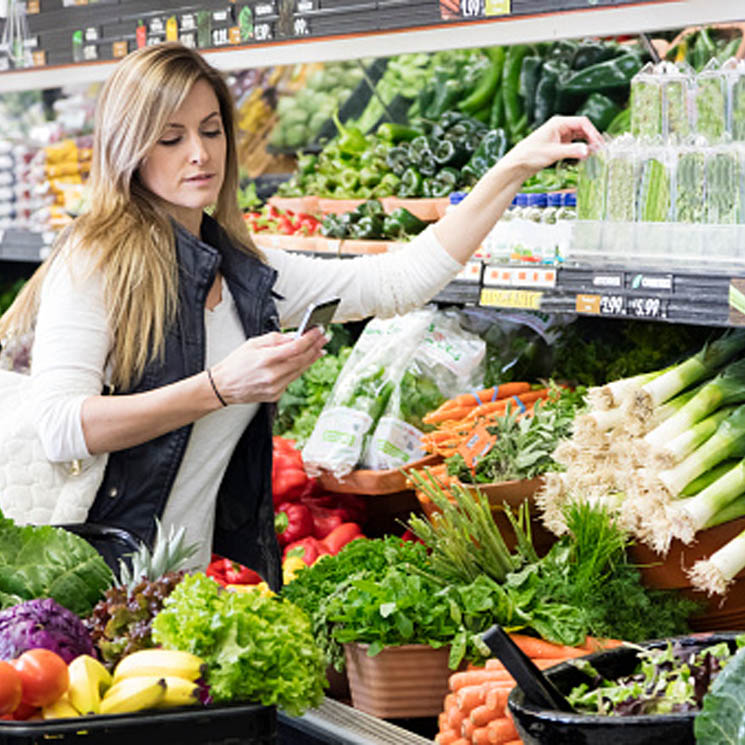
top-left (480, 288), bottom-right (542, 310)
top-left (485, 0), bottom-right (510, 16)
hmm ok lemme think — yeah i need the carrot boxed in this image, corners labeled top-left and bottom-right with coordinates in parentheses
top-left (435, 729), bottom-right (459, 745)
top-left (449, 670), bottom-right (514, 690)
top-left (502, 741), bottom-right (523, 745)
top-left (484, 659), bottom-right (508, 672)
top-left (471, 702), bottom-right (503, 727)
top-left (438, 712), bottom-right (449, 732)
top-left (488, 717), bottom-right (518, 743)
top-left (464, 389), bottom-right (551, 422)
top-left (444, 693), bottom-right (457, 710)
top-left (447, 705), bottom-right (466, 731)
top-left (461, 717), bottom-right (476, 741)
top-left (424, 406), bottom-right (476, 425)
top-left (456, 683), bottom-right (489, 712)
top-left (484, 686), bottom-right (512, 717)
top-left (510, 634), bottom-right (590, 660)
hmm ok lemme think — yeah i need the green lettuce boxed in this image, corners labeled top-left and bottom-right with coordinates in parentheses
top-left (151, 573), bottom-right (326, 715)
top-left (0, 511), bottom-right (113, 616)
top-left (695, 645), bottom-right (745, 745)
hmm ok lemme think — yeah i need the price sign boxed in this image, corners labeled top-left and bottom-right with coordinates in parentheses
top-left (212, 27), bottom-right (230, 45)
top-left (149, 17), bottom-right (165, 34)
top-left (628, 296), bottom-right (666, 319)
top-left (84, 27), bottom-right (99, 42)
top-left (27, 0), bottom-right (40, 13)
top-left (31, 50), bottom-right (46, 67)
top-left (112, 41), bottom-right (129, 58)
top-left (480, 288), bottom-right (542, 310)
top-left (293, 16), bottom-right (310, 36)
top-left (82, 43), bottom-right (98, 61)
top-left (254, 2), bottom-right (276, 16)
top-left (254, 22), bottom-right (273, 41)
top-left (296, 0), bottom-right (315, 11)
top-left (460, 0), bottom-right (482, 17)
top-left (180, 13), bottom-right (196, 31)
top-left (440, 0), bottom-right (509, 20)
top-left (180, 31), bottom-right (197, 48)
top-left (599, 295), bottom-right (625, 316)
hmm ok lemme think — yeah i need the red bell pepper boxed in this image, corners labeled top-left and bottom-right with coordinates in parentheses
top-left (305, 503), bottom-right (344, 540)
top-left (275, 501), bottom-right (314, 547)
top-left (302, 492), bottom-right (367, 524)
top-left (320, 522), bottom-right (364, 555)
top-left (206, 556), bottom-right (262, 585)
top-left (272, 437), bottom-right (312, 506)
top-left (284, 536), bottom-right (329, 566)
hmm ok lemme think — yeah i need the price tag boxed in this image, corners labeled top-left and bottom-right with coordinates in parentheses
top-left (212, 27), bottom-right (230, 45)
top-left (136, 24), bottom-right (147, 48)
top-left (112, 40), bottom-right (129, 58)
top-left (149, 17), bottom-right (165, 34)
top-left (85, 27), bottom-right (99, 42)
top-left (254, 22), bottom-right (273, 41)
top-left (480, 288), bottom-right (542, 310)
top-left (296, 0), bottom-right (315, 11)
top-left (82, 43), bottom-right (98, 61)
top-left (213, 9), bottom-right (230, 22)
top-left (484, 0), bottom-right (510, 14)
top-left (459, 0), bottom-right (483, 17)
top-left (457, 422), bottom-right (497, 470)
top-left (627, 273), bottom-right (673, 292)
top-left (577, 293), bottom-right (625, 316)
top-left (228, 26), bottom-right (241, 44)
top-left (31, 50), bottom-right (46, 67)
top-left (27, 0), bottom-right (40, 13)
top-left (293, 16), bottom-right (310, 36)
top-left (22, 36), bottom-right (39, 49)
top-left (254, 1), bottom-right (276, 16)
top-left (180, 13), bottom-right (196, 31)
top-left (456, 261), bottom-right (482, 283)
top-left (179, 31), bottom-right (197, 48)
top-left (628, 296), bottom-right (666, 319)
top-left (592, 272), bottom-right (623, 289)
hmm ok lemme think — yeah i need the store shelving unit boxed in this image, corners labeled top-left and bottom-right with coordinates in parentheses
top-left (3, 0), bottom-right (745, 327)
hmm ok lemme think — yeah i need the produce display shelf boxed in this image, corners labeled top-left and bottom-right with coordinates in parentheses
top-left (278, 696), bottom-right (434, 745)
top-left (0, 229), bottom-right (52, 264)
top-left (1, 0), bottom-right (742, 93)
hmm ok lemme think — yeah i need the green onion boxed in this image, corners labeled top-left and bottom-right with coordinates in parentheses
top-left (644, 358), bottom-right (745, 451)
top-left (633, 332), bottom-right (745, 420)
top-left (669, 458), bottom-right (745, 543)
top-left (688, 527), bottom-right (745, 596)
top-left (653, 407), bottom-right (735, 469)
top-left (658, 405), bottom-right (745, 497)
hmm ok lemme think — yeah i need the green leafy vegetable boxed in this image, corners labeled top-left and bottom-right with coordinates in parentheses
top-left (152, 573), bottom-right (326, 715)
top-left (0, 511), bottom-right (113, 617)
top-left (695, 644), bottom-right (745, 744)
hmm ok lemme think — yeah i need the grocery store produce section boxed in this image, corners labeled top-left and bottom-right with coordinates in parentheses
top-left (5, 3), bottom-right (745, 745)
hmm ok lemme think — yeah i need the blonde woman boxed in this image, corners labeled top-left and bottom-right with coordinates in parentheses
top-left (0, 43), bottom-right (601, 587)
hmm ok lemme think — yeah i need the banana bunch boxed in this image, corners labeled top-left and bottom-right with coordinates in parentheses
top-left (237, 89), bottom-right (274, 135)
top-left (42, 650), bottom-right (206, 719)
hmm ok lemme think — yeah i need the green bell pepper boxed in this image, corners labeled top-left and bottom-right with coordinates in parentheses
top-left (320, 214), bottom-right (347, 239)
top-left (570, 41), bottom-right (619, 70)
top-left (339, 169), bottom-right (359, 192)
top-left (348, 214), bottom-right (384, 240)
top-left (398, 167), bottom-right (424, 198)
top-left (576, 92), bottom-right (622, 132)
top-left (459, 47), bottom-right (505, 115)
top-left (558, 51), bottom-right (642, 95)
top-left (547, 39), bottom-right (578, 63)
top-left (433, 139), bottom-right (469, 168)
top-left (386, 145), bottom-right (412, 176)
top-left (382, 207), bottom-right (428, 240)
top-left (427, 78), bottom-right (462, 119)
top-left (359, 168), bottom-right (381, 188)
top-left (423, 167), bottom-right (459, 198)
top-left (461, 128), bottom-right (508, 185)
top-left (354, 199), bottom-right (385, 218)
top-left (376, 122), bottom-right (424, 143)
top-left (418, 150), bottom-right (438, 177)
top-left (533, 59), bottom-right (569, 126)
top-left (296, 154), bottom-right (317, 176)
top-left (371, 173), bottom-right (401, 198)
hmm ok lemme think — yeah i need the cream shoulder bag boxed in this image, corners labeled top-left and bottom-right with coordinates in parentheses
top-left (0, 365), bottom-right (108, 526)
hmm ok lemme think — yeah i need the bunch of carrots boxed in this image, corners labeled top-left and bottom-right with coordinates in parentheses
top-left (421, 383), bottom-right (556, 459)
top-left (436, 634), bottom-right (622, 745)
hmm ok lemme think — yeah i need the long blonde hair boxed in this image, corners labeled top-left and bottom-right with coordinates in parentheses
top-left (0, 42), bottom-right (262, 390)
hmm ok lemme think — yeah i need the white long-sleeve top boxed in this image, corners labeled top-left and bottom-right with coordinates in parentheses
top-left (30, 226), bottom-right (462, 564)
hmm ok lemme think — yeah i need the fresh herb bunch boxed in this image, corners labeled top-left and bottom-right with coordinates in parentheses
top-left (446, 384), bottom-right (587, 484)
top-left (84, 571), bottom-right (185, 669)
top-left (399, 370), bottom-right (446, 432)
top-left (152, 573), bottom-right (326, 715)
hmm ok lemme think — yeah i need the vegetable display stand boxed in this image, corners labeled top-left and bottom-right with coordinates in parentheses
top-left (628, 515), bottom-right (745, 631)
top-left (344, 642), bottom-right (453, 719)
top-left (380, 197), bottom-right (450, 221)
top-left (319, 454), bottom-right (442, 495)
top-left (267, 196), bottom-right (320, 214)
top-left (0, 702), bottom-right (276, 745)
top-left (252, 234), bottom-right (319, 253)
top-left (314, 238), bottom-right (391, 255)
top-left (415, 476), bottom-right (557, 556)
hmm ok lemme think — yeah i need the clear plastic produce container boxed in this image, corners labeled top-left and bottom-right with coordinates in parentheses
top-left (727, 59), bottom-right (745, 142)
top-left (631, 62), bottom-right (663, 140)
top-left (577, 149), bottom-right (606, 221)
top-left (706, 144), bottom-right (740, 224)
top-left (674, 143), bottom-right (706, 223)
top-left (694, 59), bottom-right (728, 142)
top-left (662, 62), bottom-right (693, 142)
top-left (637, 146), bottom-right (674, 223)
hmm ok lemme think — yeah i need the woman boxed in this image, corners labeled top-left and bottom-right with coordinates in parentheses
top-left (0, 43), bottom-right (601, 587)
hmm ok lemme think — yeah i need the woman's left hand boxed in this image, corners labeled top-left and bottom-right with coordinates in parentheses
top-left (500, 115), bottom-right (604, 181)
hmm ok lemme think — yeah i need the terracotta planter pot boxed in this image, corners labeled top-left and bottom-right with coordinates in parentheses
top-left (344, 642), bottom-right (453, 718)
top-left (628, 515), bottom-right (745, 631)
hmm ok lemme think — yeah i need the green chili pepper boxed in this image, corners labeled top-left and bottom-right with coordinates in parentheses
top-left (296, 154), bottom-right (317, 176)
top-left (692, 28), bottom-right (716, 72)
top-left (422, 167), bottom-right (460, 198)
top-left (576, 92), bottom-right (622, 132)
top-left (383, 207), bottom-right (428, 239)
top-left (489, 87), bottom-right (505, 129)
top-left (518, 56), bottom-right (543, 125)
top-left (371, 173), bottom-right (400, 199)
top-left (606, 107), bottom-right (632, 135)
top-left (418, 150), bottom-right (438, 178)
top-left (570, 41), bottom-right (619, 70)
top-left (397, 167), bottom-right (424, 198)
top-left (376, 122), bottom-right (424, 143)
top-left (354, 199), bottom-right (385, 218)
top-left (332, 111), bottom-right (368, 155)
top-left (502, 45), bottom-right (531, 136)
top-left (348, 214), bottom-right (385, 240)
top-left (717, 37), bottom-right (741, 64)
top-left (408, 135), bottom-right (431, 156)
top-left (533, 64), bottom-right (560, 126)
top-left (320, 214), bottom-right (347, 239)
top-left (427, 78), bottom-right (462, 118)
top-left (461, 128), bottom-right (507, 185)
top-left (559, 52), bottom-right (643, 95)
top-left (359, 168), bottom-right (381, 188)
top-left (339, 169), bottom-right (359, 192)
top-left (459, 47), bottom-right (505, 115)
top-left (386, 145), bottom-right (412, 176)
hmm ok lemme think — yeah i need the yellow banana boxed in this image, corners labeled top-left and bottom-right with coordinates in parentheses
top-left (100, 676), bottom-right (166, 715)
top-left (42, 694), bottom-right (81, 720)
top-left (67, 654), bottom-right (112, 715)
top-left (157, 676), bottom-right (201, 708)
top-left (113, 649), bottom-right (205, 683)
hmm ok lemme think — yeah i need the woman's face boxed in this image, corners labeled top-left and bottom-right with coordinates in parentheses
top-left (138, 78), bottom-right (226, 233)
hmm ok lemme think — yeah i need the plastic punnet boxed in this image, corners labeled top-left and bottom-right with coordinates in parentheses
top-left (631, 62), bottom-right (663, 140)
top-left (728, 59), bottom-right (745, 141)
top-left (605, 137), bottom-right (636, 222)
top-left (637, 145), bottom-right (673, 223)
top-left (675, 143), bottom-right (706, 223)
top-left (694, 59), bottom-right (728, 142)
top-left (706, 145), bottom-right (740, 224)
top-left (662, 62), bottom-right (693, 142)
top-left (577, 149), bottom-right (607, 220)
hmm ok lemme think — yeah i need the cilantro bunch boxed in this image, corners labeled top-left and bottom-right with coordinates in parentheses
top-left (152, 573), bottom-right (326, 715)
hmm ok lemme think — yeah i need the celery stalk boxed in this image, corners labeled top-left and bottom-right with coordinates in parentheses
top-left (669, 459), bottom-right (745, 542)
top-left (658, 406), bottom-right (745, 497)
top-left (688, 528), bottom-right (745, 596)
top-left (634, 332), bottom-right (745, 418)
top-left (644, 358), bottom-right (745, 451)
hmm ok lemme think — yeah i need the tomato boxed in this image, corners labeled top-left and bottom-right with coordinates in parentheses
top-left (12, 650), bottom-right (69, 708)
top-left (0, 661), bottom-right (21, 715)
top-left (9, 701), bottom-right (39, 720)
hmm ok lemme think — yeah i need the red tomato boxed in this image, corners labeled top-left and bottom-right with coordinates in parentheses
top-left (12, 650), bottom-right (69, 708)
top-left (9, 701), bottom-right (39, 720)
top-left (0, 661), bottom-right (21, 715)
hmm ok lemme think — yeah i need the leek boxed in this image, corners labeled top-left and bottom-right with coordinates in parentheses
top-left (657, 405), bottom-right (745, 497)
top-left (633, 331), bottom-right (745, 420)
top-left (668, 458), bottom-right (745, 543)
top-left (587, 370), bottom-right (663, 411)
top-left (705, 494), bottom-right (745, 529)
top-left (688, 527), bottom-right (745, 596)
top-left (653, 407), bottom-right (735, 469)
top-left (679, 459), bottom-right (741, 497)
top-left (644, 358), bottom-right (745, 451)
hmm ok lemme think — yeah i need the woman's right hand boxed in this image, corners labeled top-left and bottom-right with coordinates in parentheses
top-left (209, 327), bottom-right (328, 405)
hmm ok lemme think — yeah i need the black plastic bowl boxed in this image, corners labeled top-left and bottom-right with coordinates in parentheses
top-left (508, 632), bottom-right (742, 745)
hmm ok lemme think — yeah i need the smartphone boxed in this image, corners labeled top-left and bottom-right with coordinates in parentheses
top-left (294, 297), bottom-right (341, 338)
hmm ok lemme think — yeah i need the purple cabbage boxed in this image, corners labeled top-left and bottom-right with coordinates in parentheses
top-left (0, 598), bottom-right (95, 663)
